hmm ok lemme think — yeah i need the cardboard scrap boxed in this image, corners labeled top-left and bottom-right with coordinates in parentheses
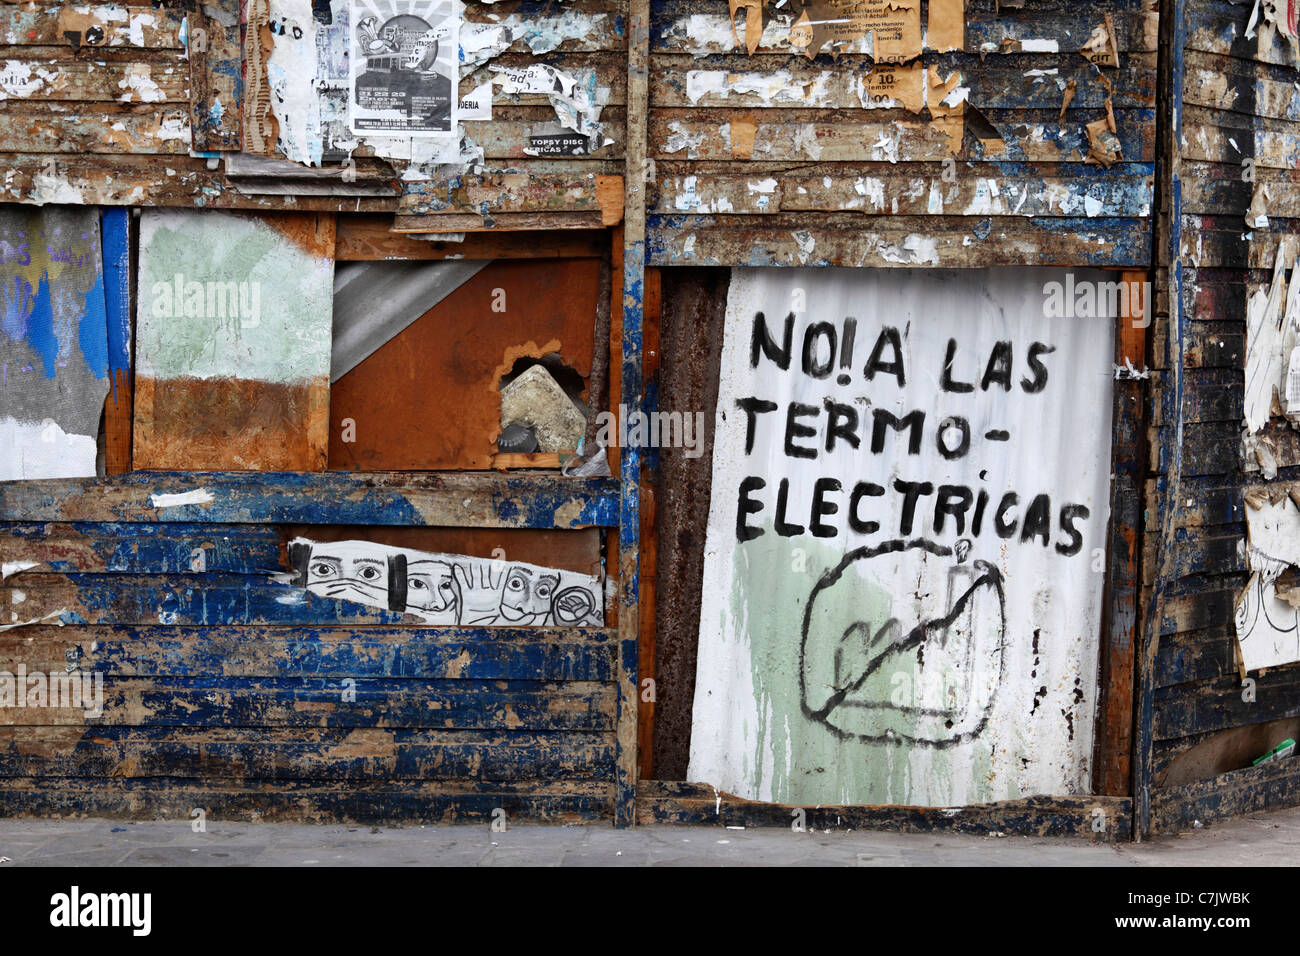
top-left (730, 113), bottom-right (758, 159)
top-left (1059, 78), bottom-right (1077, 122)
top-left (927, 66), bottom-right (966, 155)
top-left (1085, 115), bottom-right (1121, 167)
top-left (1082, 14), bottom-right (1120, 68)
top-left (730, 0), bottom-right (765, 55)
top-left (927, 0), bottom-right (964, 53)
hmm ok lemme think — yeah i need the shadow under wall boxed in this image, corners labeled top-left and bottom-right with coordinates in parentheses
top-left (652, 268), bottom-right (730, 779)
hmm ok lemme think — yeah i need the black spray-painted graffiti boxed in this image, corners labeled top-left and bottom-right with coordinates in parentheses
top-left (288, 538), bottom-right (604, 626)
top-left (799, 539), bottom-right (1006, 747)
top-left (733, 312), bottom-right (1094, 551)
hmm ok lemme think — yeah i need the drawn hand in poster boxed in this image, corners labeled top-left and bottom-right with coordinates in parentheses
top-left (799, 539), bottom-right (1006, 747)
top-left (452, 560), bottom-right (506, 625)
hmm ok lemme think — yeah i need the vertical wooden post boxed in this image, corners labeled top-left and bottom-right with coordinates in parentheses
top-left (1094, 271), bottom-right (1148, 796)
top-left (614, 0), bottom-right (650, 827)
top-left (101, 208), bottom-right (132, 475)
top-left (637, 268), bottom-right (662, 780)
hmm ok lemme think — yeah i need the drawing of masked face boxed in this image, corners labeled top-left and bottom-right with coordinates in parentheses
top-left (499, 567), bottom-right (559, 624)
top-left (405, 559), bottom-right (458, 624)
top-left (305, 543), bottom-right (388, 609)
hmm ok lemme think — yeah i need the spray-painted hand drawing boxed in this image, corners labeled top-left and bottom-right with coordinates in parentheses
top-left (349, 0), bottom-right (456, 136)
top-left (289, 538), bottom-right (604, 627)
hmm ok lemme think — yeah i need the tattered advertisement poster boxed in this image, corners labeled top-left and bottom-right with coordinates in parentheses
top-left (688, 268), bottom-right (1115, 807)
top-left (288, 538), bottom-right (605, 627)
top-left (349, 0), bottom-right (457, 136)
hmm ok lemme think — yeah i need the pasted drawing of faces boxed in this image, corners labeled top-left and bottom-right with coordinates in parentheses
top-left (305, 543), bottom-right (389, 608)
top-left (499, 566), bottom-right (559, 625)
top-left (405, 558), bottom-right (458, 624)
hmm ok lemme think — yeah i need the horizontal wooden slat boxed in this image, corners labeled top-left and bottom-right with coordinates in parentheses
top-left (0, 726), bottom-right (616, 781)
top-left (0, 625), bottom-right (617, 680)
top-left (651, 53), bottom-right (1155, 110)
top-left (649, 213), bottom-right (1152, 268)
top-left (637, 780), bottom-right (1133, 841)
top-left (0, 677), bottom-right (616, 730)
top-left (1155, 667), bottom-right (1300, 740)
top-left (0, 777), bottom-right (613, 823)
top-left (0, 4), bottom-right (185, 49)
top-left (652, 161), bottom-right (1154, 218)
top-left (0, 522), bottom-right (283, 574)
top-left (0, 101), bottom-right (189, 153)
top-left (335, 215), bottom-right (609, 259)
top-left (649, 107), bottom-right (1157, 163)
top-left (0, 49), bottom-right (188, 102)
top-left (0, 473), bottom-right (620, 528)
top-left (1151, 754), bottom-right (1300, 834)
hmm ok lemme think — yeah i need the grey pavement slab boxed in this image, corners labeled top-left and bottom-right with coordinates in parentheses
top-left (0, 805), bottom-right (1295, 866)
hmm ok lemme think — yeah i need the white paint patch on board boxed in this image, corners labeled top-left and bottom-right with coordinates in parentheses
top-left (688, 267), bottom-right (1116, 808)
top-left (0, 417), bottom-right (98, 482)
top-left (149, 489), bottom-right (215, 508)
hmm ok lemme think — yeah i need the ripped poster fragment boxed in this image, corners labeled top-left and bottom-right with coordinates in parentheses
top-left (0, 207), bottom-right (109, 482)
top-left (349, 0), bottom-right (457, 136)
top-left (1245, 240), bottom-right (1300, 436)
top-left (490, 63), bottom-right (611, 155)
top-left (789, 0), bottom-right (922, 63)
top-left (1236, 489), bottom-right (1300, 671)
top-left (288, 538), bottom-right (604, 626)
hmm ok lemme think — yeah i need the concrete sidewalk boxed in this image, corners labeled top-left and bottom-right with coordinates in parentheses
top-left (0, 804), bottom-right (1296, 866)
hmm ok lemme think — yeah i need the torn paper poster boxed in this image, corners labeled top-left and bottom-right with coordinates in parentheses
top-left (457, 80), bottom-right (492, 121)
top-left (858, 62), bottom-right (925, 112)
top-left (1244, 242), bottom-right (1296, 432)
top-left (0, 609), bottom-right (66, 632)
top-left (288, 538), bottom-right (605, 626)
top-left (459, 19), bottom-right (513, 68)
top-left (1248, 182), bottom-right (1271, 229)
top-left (1247, 0), bottom-right (1300, 61)
top-left (266, 0), bottom-right (325, 164)
top-left (1236, 570), bottom-right (1300, 671)
top-left (927, 0), bottom-right (964, 53)
top-left (789, 0), bottom-right (922, 63)
top-left (1236, 489), bottom-right (1300, 671)
top-left (350, 0), bottom-right (457, 136)
top-left (0, 207), bottom-right (110, 482)
top-left (491, 63), bottom-right (611, 153)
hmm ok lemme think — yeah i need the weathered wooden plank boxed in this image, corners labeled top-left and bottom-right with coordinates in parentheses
top-left (0, 777), bottom-right (613, 824)
top-left (0, 677), bottom-right (616, 730)
top-left (463, 0), bottom-right (628, 54)
top-left (652, 161), bottom-right (1154, 218)
top-left (1182, 104), bottom-right (1300, 169)
top-left (1151, 753), bottom-right (1300, 835)
top-left (1155, 667), bottom-right (1300, 740)
top-left (464, 105), bottom-right (627, 160)
top-left (0, 4), bottom-right (185, 49)
top-left (187, 0), bottom-right (242, 150)
top-left (1156, 623), bottom-right (1240, 687)
top-left (0, 473), bottom-right (620, 529)
top-left (651, 1), bottom-right (1156, 56)
top-left (335, 214), bottom-right (609, 259)
top-left (0, 523), bottom-right (283, 574)
top-left (1183, 49), bottom-right (1300, 123)
top-left (0, 50), bottom-right (188, 101)
top-left (649, 213), bottom-right (1152, 268)
top-left (0, 625), bottom-right (617, 681)
top-left (651, 53), bottom-right (1156, 110)
top-left (0, 726), bottom-right (617, 781)
top-left (636, 781), bottom-right (1132, 841)
top-left (461, 52), bottom-right (628, 107)
top-left (0, 101), bottom-right (189, 153)
top-left (398, 172), bottom-right (623, 223)
top-left (1186, 0), bottom-right (1299, 68)
top-left (649, 107), bottom-right (1157, 163)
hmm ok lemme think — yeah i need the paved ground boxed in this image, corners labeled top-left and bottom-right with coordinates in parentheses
top-left (0, 803), bottom-right (1297, 865)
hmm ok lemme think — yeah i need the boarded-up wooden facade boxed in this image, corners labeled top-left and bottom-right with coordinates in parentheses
top-left (0, 0), bottom-right (1294, 839)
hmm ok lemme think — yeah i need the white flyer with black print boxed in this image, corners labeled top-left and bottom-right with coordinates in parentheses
top-left (349, 0), bottom-right (457, 136)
